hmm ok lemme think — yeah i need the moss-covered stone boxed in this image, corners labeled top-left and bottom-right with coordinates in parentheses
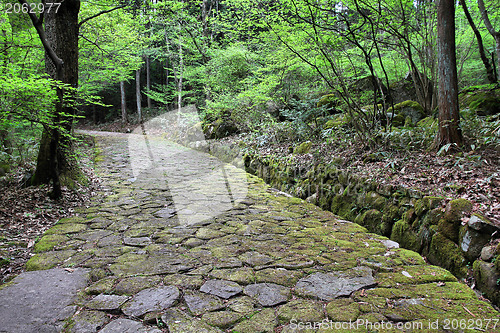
top-left (25, 250), bottom-right (76, 271)
top-left (33, 234), bottom-right (69, 253)
top-left (326, 298), bottom-right (360, 322)
top-left (387, 100), bottom-right (425, 124)
top-left (444, 198), bottom-right (472, 223)
top-left (277, 299), bottom-right (325, 324)
top-left (85, 277), bottom-right (116, 295)
top-left (391, 220), bottom-right (421, 253)
top-left (473, 260), bottom-right (500, 305)
top-left (294, 141), bottom-right (313, 155)
top-left (202, 311), bottom-right (243, 329)
top-left (428, 232), bottom-right (467, 278)
top-left (354, 209), bottom-right (383, 234)
top-left (44, 223), bottom-right (87, 235)
top-left (416, 116), bottom-right (438, 131)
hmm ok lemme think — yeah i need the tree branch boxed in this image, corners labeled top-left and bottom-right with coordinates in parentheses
top-left (17, 0), bottom-right (63, 69)
top-left (78, 5), bottom-right (127, 28)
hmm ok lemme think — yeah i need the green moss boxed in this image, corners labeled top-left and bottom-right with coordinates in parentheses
top-left (317, 94), bottom-right (339, 108)
top-left (33, 234), bottom-right (69, 253)
top-left (330, 195), bottom-right (356, 220)
top-left (444, 198), bottom-right (472, 223)
top-left (416, 116), bottom-right (438, 130)
top-left (354, 209), bottom-right (383, 234)
top-left (428, 232), bottom-right (467, 278)
top-left (326, 299), bottom-right (360, 321)
top-left (390, 220), bottom-right (421, 252)
top-left (293, 141), bottom-right (312, 154)
top-left (26, 250), bottom-right (76, 271)
top-left (44, 223), bottom-right (87, 235)
top-left (437, 219), bottom-right (459, 242)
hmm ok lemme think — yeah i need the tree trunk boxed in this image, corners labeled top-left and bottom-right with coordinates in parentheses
top-left (25, 0), bottom-right (80, 198)
top-left (460, 0), bottom-right (497, 83)
top-left (145, 55), bottom-right (152, 109)
top-left (178, 33), bottom-right (183, 113)
top-left (136, 68), bottom-right (142, 122)
top-left (478, 0), bottom-right (500, 81)
top-left (436, 0), bottom-right (463, 148)
top-left (120, 81), bottom-right (127, 123)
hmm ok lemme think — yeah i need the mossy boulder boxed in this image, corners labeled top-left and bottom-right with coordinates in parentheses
top-left (444, 198), bottom-right (472, 222)
top-left (354, 209), bottom-right (383, 234)
top-left (293, 141), bottom-right (312, 154)
top-left (416, 116), bottom-right (438, 131)
top-left (391, 220), bottom-right (421, 252)
top-left (460, 85), bottom-right (500, 116)
top-left (428, 232), bottom-right (468, 278)
top-left (472, 260), bottom-right (500, 305)
top-left (33, 234), bottom-right (69, 253)
top-left (203, 118), bottom-right (239, 139)
top-left (387, 100), bottom-right (425, 124)
top-left (317, 93), bottom-right (341, 113)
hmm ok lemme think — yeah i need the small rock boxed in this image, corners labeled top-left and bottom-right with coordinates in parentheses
top-left (123, 237), bottom-right (152, 247)
top-left (184, 291), bottom-right (225, 315)
top-left (380, 239), bottom-right (399, 249)
top-left (99, 318), bottom-right (161, 333)
top-left (85, 294), bottom-right (129, 311)
top-left (200, 279), bottom-right (243, 299)
top-left (243, 283), bottom-right (290, 306)
top-left (122, 286), bottom-right (180, 317)
top-left (481, 246), bottom-right (497, 261)
top-left (468, 214), bottom-right (500, 234)
top-left (294, 267), bottom-right (376, 300)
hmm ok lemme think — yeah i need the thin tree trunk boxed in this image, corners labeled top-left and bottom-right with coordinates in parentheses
top-left (136, 68), bottom-right (142, 122)
top-left (460, 0), bottom-right (497, 83)
top-left (478, 0), bottom-right (500, 81)
top-left (178, 33), bottom-right (183, 113)
top-left (436, 0), bottom-right (463, 148)
top-left (120, 81), bottom-right (127, 123)
top-left (145, 55), bottom-right (152, 108)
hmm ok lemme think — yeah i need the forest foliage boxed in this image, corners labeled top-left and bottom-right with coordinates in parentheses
top-left (0, 0), bottom-right (499, 181)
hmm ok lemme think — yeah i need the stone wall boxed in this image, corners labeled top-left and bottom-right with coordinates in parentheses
top-left (188, 140), bottom-right (500, 306)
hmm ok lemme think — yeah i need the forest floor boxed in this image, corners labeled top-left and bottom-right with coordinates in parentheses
top-left (0, 137), bottom-right (101, 284)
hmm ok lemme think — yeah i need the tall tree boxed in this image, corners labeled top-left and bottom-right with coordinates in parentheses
top-left (477, 0), bottom-right (500, 81)
top-left (435, 0), bottom-right (463, 148)
top-left (19, 0), bottom-right (81, 198)
top-left (460, 0), bottom-right (497, 83)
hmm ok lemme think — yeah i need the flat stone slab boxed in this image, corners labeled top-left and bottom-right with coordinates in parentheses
top-left (243, 283), bottom-right (290, 306)
top-left (85, 294), bottom-right (130, 311)
top-left (184, 291), bottom-right (225, 315)
top-left (200, 279), bottom-right (243, 299)
top-left (122, 286), bottom-right (180, 317)
top-left (0, 268), bottom-right (89, 333)
top-left (162, 308), bottom-right (223, 333)
top-left (294, 266), bottom-right (376, 300)
top-left (99, 318), bottom-right (162, 333)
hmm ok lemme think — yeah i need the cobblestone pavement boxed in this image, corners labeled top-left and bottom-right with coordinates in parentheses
top-left (10, 132), bottom-right (500, 332)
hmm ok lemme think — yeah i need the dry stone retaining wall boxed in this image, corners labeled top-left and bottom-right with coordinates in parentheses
top-left (190, 140), bottom-right (500, 305)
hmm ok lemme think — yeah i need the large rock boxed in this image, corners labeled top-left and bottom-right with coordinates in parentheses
top-left (0, 268), bottom-right (89, 333)
top-left (200, 279), bottom-right (243, 299)
top-left (294, 267), bottom-right (376, 300)
top-left (243, 283), bottom-right (290, 306)
top-left (122, 286), bottom-right (180, 317)
top-left (387, 100), bottom-right (425, 124)
top-left (460, 85), bottom-right (500, 116)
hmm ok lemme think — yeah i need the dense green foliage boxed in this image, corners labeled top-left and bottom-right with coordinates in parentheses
top-left (0, 0), bottom-right (499, 177)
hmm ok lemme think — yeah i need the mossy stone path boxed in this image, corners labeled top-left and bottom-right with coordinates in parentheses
top-left (2, 131), bottom-right (499, 332)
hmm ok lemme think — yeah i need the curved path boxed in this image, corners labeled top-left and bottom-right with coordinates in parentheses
top-left (1, 131), bottom-right (499, 333)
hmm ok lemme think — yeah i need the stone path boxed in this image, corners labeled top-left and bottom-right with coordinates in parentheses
top-left (1, 131), bottom-right (499, 333)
